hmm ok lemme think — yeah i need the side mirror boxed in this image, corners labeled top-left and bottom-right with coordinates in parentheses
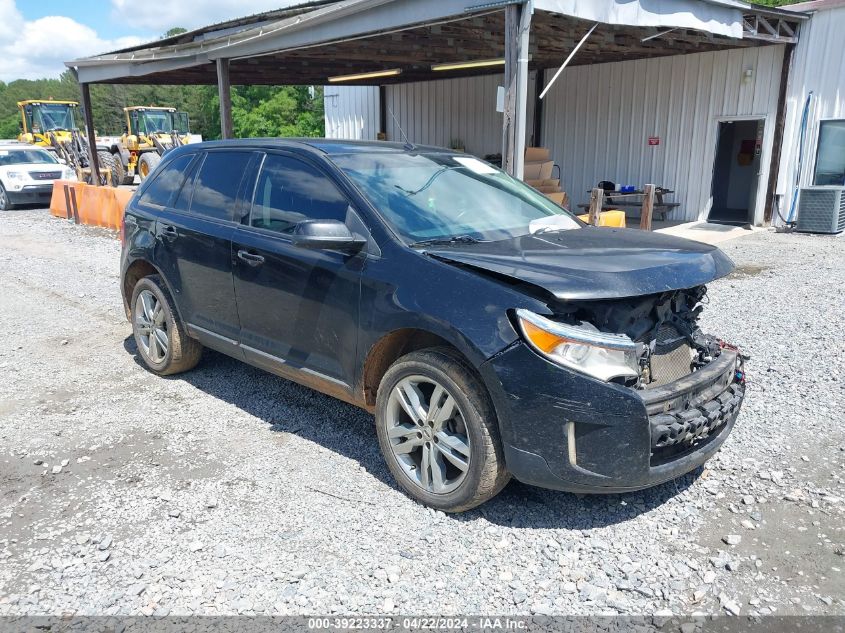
top-left (291, 219), bottom-right (367, 252)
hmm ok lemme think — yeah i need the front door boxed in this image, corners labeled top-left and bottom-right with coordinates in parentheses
top-left (709, 119), bottom-right (764, 225)
top-left (232, 152), bottom-right (365, 388)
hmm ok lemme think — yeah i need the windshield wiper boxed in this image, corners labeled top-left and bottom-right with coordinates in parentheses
top-left (410, 235), bottom-right (484, 248)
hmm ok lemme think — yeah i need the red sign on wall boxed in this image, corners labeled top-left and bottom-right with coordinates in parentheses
top-left (648, 137), bottom-right (660, 146)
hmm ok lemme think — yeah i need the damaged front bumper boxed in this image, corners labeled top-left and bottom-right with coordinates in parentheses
top-left (479, 342), bottom-right (745, 494)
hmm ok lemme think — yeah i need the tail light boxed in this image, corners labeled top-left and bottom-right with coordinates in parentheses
top-left (120, 212), bottom-right (126, 247)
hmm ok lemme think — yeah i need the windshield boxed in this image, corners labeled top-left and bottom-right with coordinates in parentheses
top-left (30, 104), bottom-right (77, 132)
top-left (331, 152), bottom-right (579, 244)
top-left (136, 110), bottom-right (178, 134)
top-left (0, 149), bottom-right (59, 166)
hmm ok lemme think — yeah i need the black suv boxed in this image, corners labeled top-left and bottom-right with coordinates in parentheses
top-left (120, 139), bottom-right (745, 511)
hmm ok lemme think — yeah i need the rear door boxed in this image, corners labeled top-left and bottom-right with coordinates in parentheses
top-left (148, 149), bottom-right (258, 354)
top-left (231, 151), bottom-right (366, 389)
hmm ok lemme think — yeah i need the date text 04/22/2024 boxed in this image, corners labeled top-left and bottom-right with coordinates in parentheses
top-left (307, 617), bottom-right (528, 630)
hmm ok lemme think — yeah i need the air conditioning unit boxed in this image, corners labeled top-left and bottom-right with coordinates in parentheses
top-left (796, 186), bottom-right (845, 234)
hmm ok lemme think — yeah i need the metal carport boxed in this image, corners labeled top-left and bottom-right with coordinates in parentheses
top-left (66, 0), bottom-right (805, 184)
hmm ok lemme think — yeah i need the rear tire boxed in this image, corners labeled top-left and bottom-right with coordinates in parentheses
top-left (138, 153), bottom-right (161, 182)
top-left (130, 275), bottom-right (202, 375)
top-left (375, 347), bottom-right (510, 512)
top-left (0, 183), bottom-right (13, 210)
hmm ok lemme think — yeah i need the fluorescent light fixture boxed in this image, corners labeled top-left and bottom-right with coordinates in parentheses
top-left (431, 58), bottom-right (505, 72)
top-left (328, 69), bottom-right (402, 82)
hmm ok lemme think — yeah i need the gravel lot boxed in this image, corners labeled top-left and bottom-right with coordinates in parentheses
top-left (0, 208), bottom-right (842, 619)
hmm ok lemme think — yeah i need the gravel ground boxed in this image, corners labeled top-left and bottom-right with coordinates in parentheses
top-left (0, 208), bottom-right (842, 618)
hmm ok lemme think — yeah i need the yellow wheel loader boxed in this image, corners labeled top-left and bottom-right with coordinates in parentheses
top-left (18, 100), bottom-right (78, 147)
top-left (103, 106), bottom-right (199, 185)
top-left (17, 100), bottom-right (116, 186)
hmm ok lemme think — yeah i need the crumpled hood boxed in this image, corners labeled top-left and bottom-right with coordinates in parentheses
top-left (425, 226), bottom-right (735, 300)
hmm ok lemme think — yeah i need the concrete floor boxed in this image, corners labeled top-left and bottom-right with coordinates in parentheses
top-left (655, 221), bottom-right (765, 246)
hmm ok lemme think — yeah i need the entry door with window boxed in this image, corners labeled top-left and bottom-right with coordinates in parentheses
top-left (709, 119), bottom-right (765, 224)
top-left (232, 152), bottom-right (366, 387)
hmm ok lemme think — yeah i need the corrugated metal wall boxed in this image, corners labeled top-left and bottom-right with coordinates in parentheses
top-left (324, 46), bottom-right (789, 224)
top-left (540, 45), bottom-right (785, 224)
top-left (384, 74), bottom-right (503, 156)
top-left (776, 5), bottom-right (845, 211)
top-left (325, 74), bottom-right (537, 157)
top-left (384, 73), bottom-right (536, 156)
top-left (324, 85), bottom-right (380, 140)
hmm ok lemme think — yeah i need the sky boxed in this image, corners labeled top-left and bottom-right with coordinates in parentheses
top-left (0, 0), bottom-right (303, 82)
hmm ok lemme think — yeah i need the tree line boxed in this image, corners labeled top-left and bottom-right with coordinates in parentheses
top-left (0, 73), bottom-right (324, 141)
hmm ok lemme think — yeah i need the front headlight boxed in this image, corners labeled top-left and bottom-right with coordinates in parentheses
top-left (62, 168), bottom-right (76, 180)
top-left (6, 171), bottom-right (25, 181)
top-left (516, 309), bottom-right (642, 382)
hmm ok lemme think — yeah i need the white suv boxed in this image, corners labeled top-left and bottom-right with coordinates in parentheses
top-left (0, 143), bottom-right (76, 210)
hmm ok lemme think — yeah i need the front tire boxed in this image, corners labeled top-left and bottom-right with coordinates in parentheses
top-left (108, 152), bottom-right (133, 186)
top-left (375, 347), bottom-right (509, 512)
top-left (137, 153), bottom-right (161, 181)
top-left (131, 275), bottom-right (202, 375)
top-left (96, 151), bottom-right (120, 187)
top-left (0, 183), bottom-right (13, 210)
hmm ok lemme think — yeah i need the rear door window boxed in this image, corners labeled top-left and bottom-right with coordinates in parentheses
top-left (250, 154), bottom-right (349, 234)
top-left (172, 155), bottom-right (202, 211)
top-left (138, 153), bottom-right (196, 208)
top-left (190, 151), bottom-right (254, 222)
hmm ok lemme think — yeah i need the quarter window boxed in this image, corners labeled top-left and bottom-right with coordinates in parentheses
top-left (251, 154), bottom-right (349, 234)
top-left (138, 154), bottom-right (195, 208)
top-left (814, 120), bottom-right (845, 186)
top-left (190, 151), bottom-right (254, 221)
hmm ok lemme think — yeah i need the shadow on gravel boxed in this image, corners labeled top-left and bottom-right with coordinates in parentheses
top-left (124, 336), bottom-right (700, 529)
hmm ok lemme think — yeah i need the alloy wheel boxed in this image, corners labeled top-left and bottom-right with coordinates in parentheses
top-left (135, 289), bottom-right (169, 364)
top-left (385, 375), bottom-right (472, 494)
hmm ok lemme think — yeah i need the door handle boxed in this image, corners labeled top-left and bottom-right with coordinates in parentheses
top-left (160, 224), bottom-right (178, 241)
top-left (237, 249), bottom-right (265, 267)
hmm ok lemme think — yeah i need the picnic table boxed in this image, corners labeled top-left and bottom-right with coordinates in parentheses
top-left (577, 188), bottom-right (679, 220)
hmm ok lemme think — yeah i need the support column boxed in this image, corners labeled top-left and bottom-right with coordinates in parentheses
top-left (501, 4), bottom-right (519, 176)
top-left (501, 1), bottom-right (532, 179)
top-left (533, 70), bottom-right (545, 148)
top-left (378, 85), bottom-right (387, 140)
top-left (79, 82), bottom-right (100, 185)
top-left (216, 58), bottom-right (234, 140)
top-left (513, 2), bottom-right (532, 181)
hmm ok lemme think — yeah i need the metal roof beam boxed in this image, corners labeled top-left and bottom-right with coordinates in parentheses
top-left (741, 13), bottom-right (802, 42)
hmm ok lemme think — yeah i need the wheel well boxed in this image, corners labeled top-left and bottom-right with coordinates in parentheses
top-left (122, 259), bottom-right (158, 319)
top-left (361, 329), bottom-right (464, 407)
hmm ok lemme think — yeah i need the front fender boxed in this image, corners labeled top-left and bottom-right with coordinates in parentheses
top-left (354, 246), bottom-right (552, 401)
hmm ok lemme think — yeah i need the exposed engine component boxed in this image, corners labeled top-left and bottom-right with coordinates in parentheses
top-left (549, 285), bottom-right (721, 389)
